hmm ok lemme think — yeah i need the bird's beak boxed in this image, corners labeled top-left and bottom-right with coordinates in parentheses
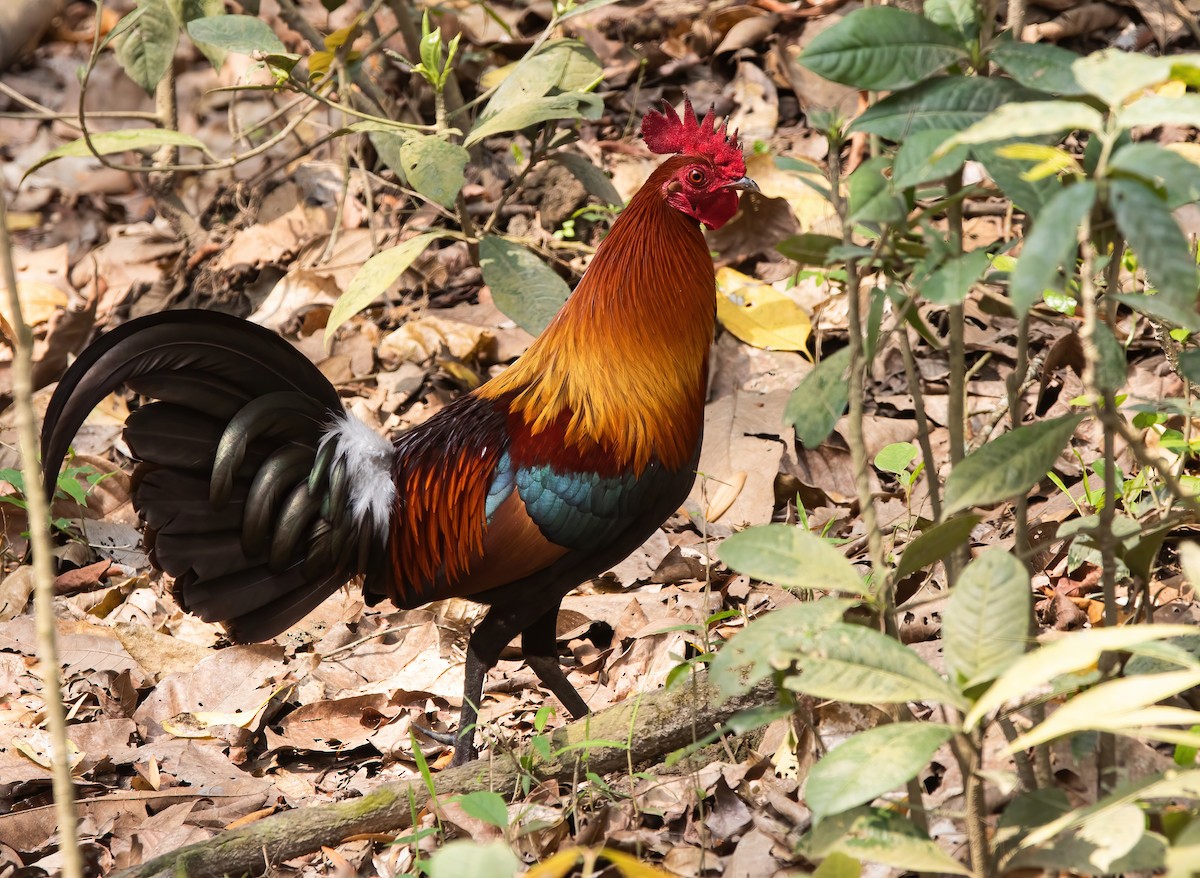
top-left (726, 176), bottom-right (760, 193)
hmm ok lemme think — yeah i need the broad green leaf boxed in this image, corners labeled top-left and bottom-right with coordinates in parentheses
top-left (398, 136), bottom-right (468, 208)
top-left (186, 13), bottom-right (285, 54)
top-left (803, 806), bottom-right (973, 875)
top-left (1009, 181), bottom-right (1095, 314)
top-left (892, 129), bottom-right (968, 188)
top-left (852, 76), bottom-right (1036, 140)
top-left (716, 268), bottom-right (813, 354)
top-left (797, 7), bottom-right (968, 91)
top-left (549, 153), bottom-right (623, 205)
top-left (1119, 94), bottom-right (1200, 129)
top-left (943, 101), bottom-right (1104, 150)
top-left (1110, 142), bottom-right (1200, 208)
top-left (1072, 48), bottom-right (1174, 107)
top-left (847, 157), bottom-right (905, 224)
top-left (710, 600), bottom-right (856, 700)
top-left (1012, 824), bottom-right (1165, 875)
top-left (181, 0), bottom-right (227, 69)
top-left (115, 0), bottom-right (180, 94)
top-left (784, 347), bottom-right (851, 448)
top-left (943, 415), bottom-right (1083, 516)
top-left (895, 515), bottom-right (980, 580)
top-left (1009, 669), bottom-right (1200, 751)
top-left (812, 852), bottom-right (862, 878)
top-left (943, 548), bottom-right (1031, 688)
top-left (326, 233), bottom-right (443, 341)
top-left (1164, 812), bottom-right (1200, 877)
top-left (23, 129), bottom-right (212, 180)
top-left (368, 131), bottom-right (410, 180)
top-left (776, 233), bottom-right (842, 266)
top-left (974, 142), bottom-right (1062, 218)
top-left (478, 236), bottom-right (570, 335)
top-left (1109, 178), bottom-right (1200, 329)
top-left (924, 0), bottom-right (979, 41)
top-left (964, 625), bottom-right (1198, 729)
top-left (467, 93), bottom-right (602, 148)
top-left (921, 248), bottom-right (990, 305)
top-left (874, 442), bottom-right (917, 475)
top-left (484, 39), bottom-right (601, 111)
top-left (785, 623), bottom-right (964, 707)
top-left (428, 840), bottom-right (519, 878)
top-left (456, 791), bottom-right (509, 828)
top-left (806, 722), bottom-right (956, 820)
top-left (990, 40), bottom-right (1085, 94)
top-left (718, 524), bottom-right (866, 596)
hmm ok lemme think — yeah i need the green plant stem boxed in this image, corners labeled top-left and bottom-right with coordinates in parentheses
top-left (0, 192), bottom-right (83, 878)
top-left (1007, 315), bottom-right (1031, 559)
top-left (898, 319), bottom-right (943, 521)
top-left (956, 729), bottom-right (993, 878)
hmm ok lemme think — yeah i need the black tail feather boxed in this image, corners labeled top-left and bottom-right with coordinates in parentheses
top-left (41, 310), bottom-right (387, 644)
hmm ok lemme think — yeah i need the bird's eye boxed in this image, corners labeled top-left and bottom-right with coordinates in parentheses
top-left (687, 168), bottom-right (706, 186)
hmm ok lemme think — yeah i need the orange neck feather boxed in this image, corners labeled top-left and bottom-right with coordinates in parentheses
top-left (477, 156), bottom-right (716, 473)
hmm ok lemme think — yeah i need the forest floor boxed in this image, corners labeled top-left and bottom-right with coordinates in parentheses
top-left (2, 0), bottom-right (1199, 875)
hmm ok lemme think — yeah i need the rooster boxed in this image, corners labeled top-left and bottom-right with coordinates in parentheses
top-left (40, 99), bottom-right (756, 764)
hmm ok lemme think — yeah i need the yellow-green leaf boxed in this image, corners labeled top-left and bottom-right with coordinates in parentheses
top-left (716, 267), bottom-right (813, 357)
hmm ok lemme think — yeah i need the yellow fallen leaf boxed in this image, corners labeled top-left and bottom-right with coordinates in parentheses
top-left (11, 731), bottom-right (84, 771)
top-left (716, 267), bottom-right (813, 358)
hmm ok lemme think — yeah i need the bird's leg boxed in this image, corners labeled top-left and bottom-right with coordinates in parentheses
top-left (521, 603), bottom-right (589, 719)
top-left (453, 605), bottom-right (522, 766)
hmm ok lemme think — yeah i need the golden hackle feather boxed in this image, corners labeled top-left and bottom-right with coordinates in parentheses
top-left (477, 155), bottom-right (716, 474)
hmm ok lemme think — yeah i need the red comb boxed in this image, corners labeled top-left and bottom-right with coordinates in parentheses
top-left (641, 96), bottom-right (745, 178)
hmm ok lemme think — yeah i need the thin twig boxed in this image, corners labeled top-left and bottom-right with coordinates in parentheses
top-left (0, 192), bottom-right (83, 878)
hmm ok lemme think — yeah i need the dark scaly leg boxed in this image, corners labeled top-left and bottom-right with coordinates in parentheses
top-left (452, 602), bottom-right (530, 766)
top-left (522, 602), bottom-right (589, 719)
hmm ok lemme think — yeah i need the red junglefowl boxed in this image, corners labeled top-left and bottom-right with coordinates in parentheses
top-left (39, 99), bottom-right (757, 765)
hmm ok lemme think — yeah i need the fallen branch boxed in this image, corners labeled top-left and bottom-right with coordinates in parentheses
top-left (111, 676), bottom-right (778, 878)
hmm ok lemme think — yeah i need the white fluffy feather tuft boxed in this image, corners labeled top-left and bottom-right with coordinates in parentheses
top-left (319, 414), bottom-right (395, 535)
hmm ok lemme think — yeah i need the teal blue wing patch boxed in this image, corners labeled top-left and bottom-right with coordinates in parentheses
top-left (515, 462), bottom-right (683, 550)
top-left (485, 451), bottom-right (516, 522)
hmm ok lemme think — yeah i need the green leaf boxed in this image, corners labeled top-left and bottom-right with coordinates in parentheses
top-left (892, 129), bottom-right (968, 188)
top-left (797, 7), bottom-right (968, 91)
top-left (852, 76), bottom-right (1034, 140)
top-left (398, 136), bottom-right (468, 208)
top-left (456, 791), bottom-right (509, 829)
top-left (812, 852), bottom-right (863, 878)
top-left (710, 601), bottom-right (856, 700)
top-left (1010, 669), bottom-right (1200, 751)
top-left (806, 723), bottom-right (956, 820)
top-left (466, 92), bottom-right (602, 148)
top-left (115, 0), bottom-right (180, 93)
top-left (973, 142), bottom-right (1063, 218)
top-left (485, 39), bottom-right (601, 111)
top-left (718, 524), bottom-right (866, 596)
top-left (803, 806), bottom-right (972, 875)
top-left (922, 248), bottom-right (990, 305)
top-left (326, 233), bottom-right (444, 341)
top-left (186, 14), bottom-right (286, 54)
top-left (943, 548), bottom-right (1031, 689)
top-left (1072, 48), bottom-right (1174, 107)
top-left (895, 515), bottom-right (980, 580)
top-left (1109, 178), bottom-right (1200, 330)
top-left (1119, 94), bottom-right (1200, 129)
top-left (1009, 181), bottom-right (1095, 314)
top-left (943, 415), bottom-right (1083, 516)
top-left (776, 233), bottom-right (842, 266)
top-left (785, 623), bottom-right (964, 707)
top-left (368, 130), bottom-right (411, 181)
top-left (990, 40), bottom-right (1085, 95)
top-left (784, 347), bottom-right (851, 448)
top-left (924, 0), bottom-right (979, 41)
top-left (964, 624), bottom-right (1197, 729)
top-left (549, 153), bottom-right (623, 205)
top-left (479, 236), bottom-right (571, 335)
top-left (1110, 142), bottom-right (1200, 208)
top-left (874, 442), bottom-right (918, 475)
top-left (847, 157), bottom-right (905, 224)
top-left (428, 840), bottom-right (519, 878)
top-left (23, 128), bottom-right (212, 180)
top-left (181, 0), bottom-right (227, 69)
top-left (943, 101), bottom-right (1105, 150)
